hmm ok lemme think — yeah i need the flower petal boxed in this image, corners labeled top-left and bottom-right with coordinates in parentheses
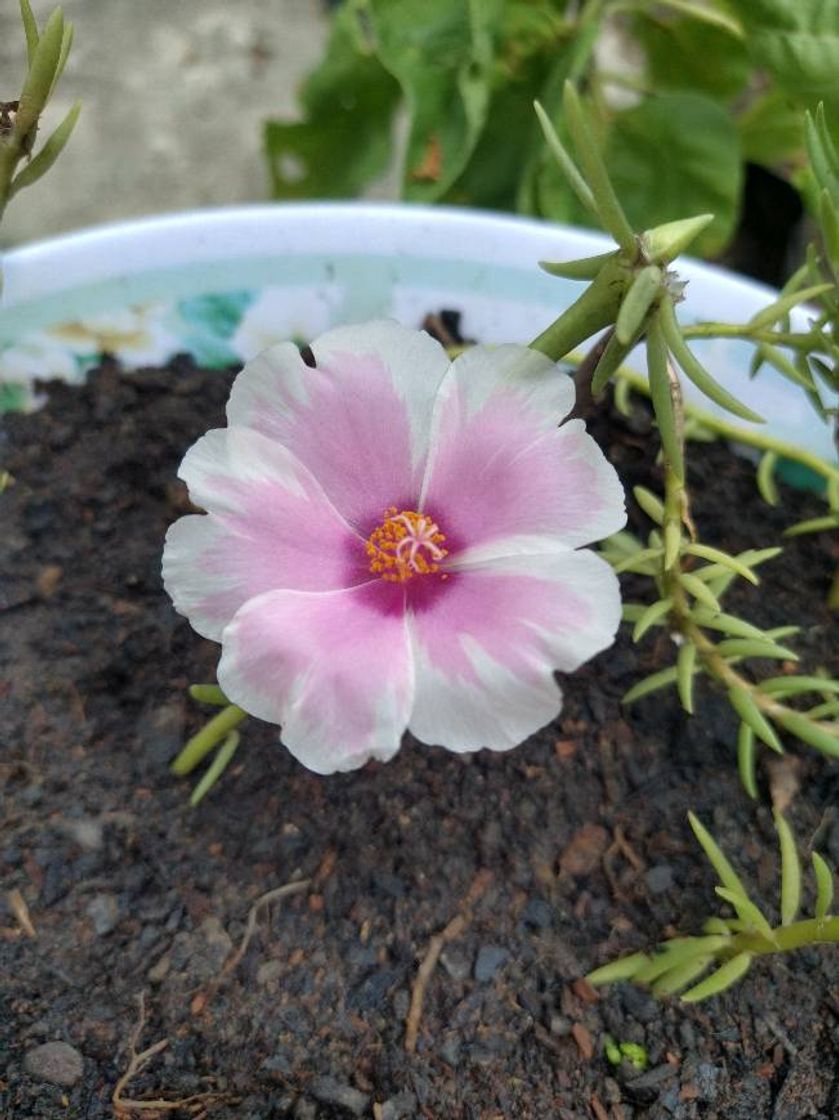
top-left (163, 427), bottom-right (364, 640)
top-left (226, 320), bottom-right (451, 530)
top-left (407, 549), bottom-right (621, 752)
top-left (217, 582), bottom-right (414, 774)
top-left (421, 345), bottom-right (625, 555)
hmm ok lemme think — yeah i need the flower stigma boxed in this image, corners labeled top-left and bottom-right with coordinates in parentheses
top-left (366, 507), bottom-right (448, 583)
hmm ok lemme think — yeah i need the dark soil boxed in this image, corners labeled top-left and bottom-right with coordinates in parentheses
top-left (1, 344), bottom-right (838, 1120)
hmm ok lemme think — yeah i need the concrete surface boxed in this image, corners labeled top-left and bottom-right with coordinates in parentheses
top-left (0, 0), bottom-right (328, 246)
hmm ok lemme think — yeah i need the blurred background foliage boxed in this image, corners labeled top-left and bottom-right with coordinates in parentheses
top-left (265, 0), bottom-right (839, 281)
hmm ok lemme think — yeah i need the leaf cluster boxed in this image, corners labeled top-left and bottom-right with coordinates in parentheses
top-left (0, 1), bottom-right (79, 223)
top-left (264, 0), bottom-right (839, 259)
top-left (588, 811), bottom-right (838, 1002)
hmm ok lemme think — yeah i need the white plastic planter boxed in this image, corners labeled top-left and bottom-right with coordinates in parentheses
top-left (0, 201), bottom-right (835, 463)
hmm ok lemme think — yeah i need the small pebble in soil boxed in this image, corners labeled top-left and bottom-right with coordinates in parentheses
top-left (474, 945), bottom-right (509, 981)
top-left (376, 1091), bottom-right (417, 1120)
top-left (308, 1075), bottom-right (370, 1116)
top-left (23, 1041), bottom-right (84, 1086)
top-left (644, 863), bottom-right (675, 894)
top-left (86, 893), bottom-right (119, 936)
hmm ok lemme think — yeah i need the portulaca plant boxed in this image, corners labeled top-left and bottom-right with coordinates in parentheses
top-left (162, 321), bottom-right (626, 774)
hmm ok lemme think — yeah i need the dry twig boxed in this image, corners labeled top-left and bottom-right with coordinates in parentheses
top-left (112, 993), bottom-right (232, 1117)
top-left (7, 888), bottom-right (36, 938)
top-left (404, 869), bottom-right (492, 1054)
top-left (191, 878), bottom-right (311, 1014)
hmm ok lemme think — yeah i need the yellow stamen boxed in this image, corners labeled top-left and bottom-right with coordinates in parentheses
top-left (366, 507), bottom-right (448, 583)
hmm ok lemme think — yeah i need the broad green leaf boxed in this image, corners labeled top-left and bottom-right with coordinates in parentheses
top-left (373, 0), bottom-right (498, 202)
top-left (739, 89), bottom-right (805, 167)
top-left (606, 92), bottom-right (742, 256)
top-left (725, 0), bottom-right (839, 108)
top-left (813, 852), bottom-right (834, 920)
top-left (264, 4), bottom-right (400, 200)
top-left (633, 9), bottom-right (750, 99)
top-left (774, 810), bottom-right (801, 926)
top-left (681, 951), bottom-right (752, 1001)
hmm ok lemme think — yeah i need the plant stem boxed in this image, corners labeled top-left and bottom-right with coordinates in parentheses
top-left (655, 366), bottom-right (838, 755)
top-left (732, 916), bottom-right (839, 955)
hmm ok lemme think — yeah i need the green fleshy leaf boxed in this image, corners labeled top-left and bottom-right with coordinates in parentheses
top-left (772, 709), bottom-right (839, 758)
top-left (715, 887), bottom-right (775, 939)
top-left (587, 952), bottom-right (649, 985)
top-left (591, 330), bottom-right (635, 395)
top-left (727, 687), bottom-right (783, 752)
top-left (715, 638), bottom-right (799, 662)
top-left (676, 640), bottom-right (697, 714)
top-left (617, 265), bottom-right (662, 345)
top-left (642, 213), bottom-right (714, 262)
top-left (539, 251), bottom-right (616, 280)
top-left (813, 852), bottom-right (835, 920)
top-left (757, 676), bottom-right (839, 698)
top-left (633, 485), bottom-right (665, 525)
top-left (15, 6), bottom-right (64, 138)
top-left (19, 0), bottom-right (39, 65)
top-left (757, 450), bottom-right (780, 506)
top-left (680, 951), bottom-right (752, 1002)
top-left (623, 665), bottom-right (681, 704)
top-left (688, 812), bottom-right (750, 899)
top-left (190, 730), bottom-right (241, 807)
top-left (652, 955), bottom-right (713, 997)
top-left (562, 81), bottom-right (636, 252)
top-left (681, 572), bottom-right (721, 613)
top-left (633, 597), bottom-right (673, 643)
top-left (9, 100), bottom-right (80, 198)
top-left (774, 810), bottom-right (801, 926)
top-left (659, 297), bottom-right (764, 422)
top-left (737, 723), bottom-right (758, 799)
top-left (684, 543), bottom-right (760, 585)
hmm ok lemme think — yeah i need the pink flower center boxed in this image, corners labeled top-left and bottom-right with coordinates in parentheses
top-left (365, 507), bottom-right (448, 583)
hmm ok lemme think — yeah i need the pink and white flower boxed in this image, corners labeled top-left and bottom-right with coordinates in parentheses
top-left (162, 320), bottom-right (626, 774)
